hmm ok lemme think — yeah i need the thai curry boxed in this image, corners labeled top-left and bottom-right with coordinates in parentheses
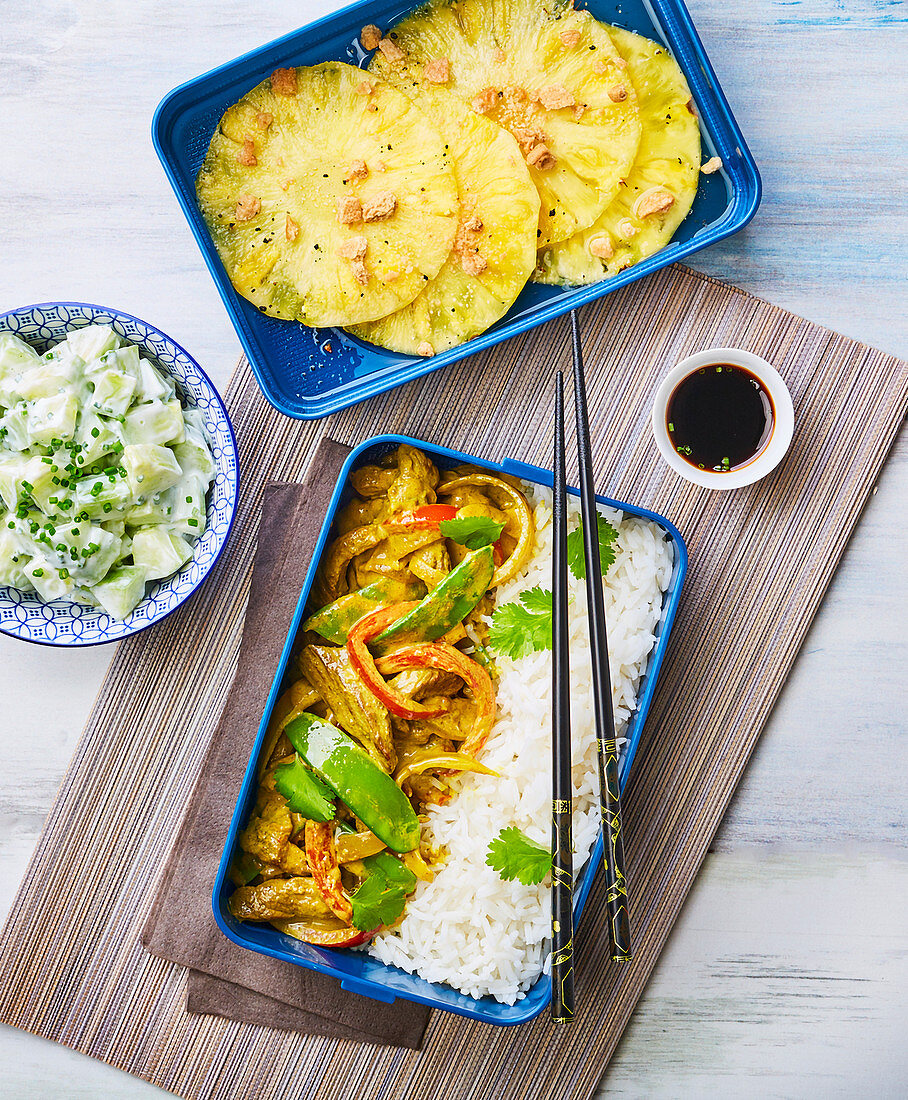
top-left (228, 444), bottom-right (535, 947)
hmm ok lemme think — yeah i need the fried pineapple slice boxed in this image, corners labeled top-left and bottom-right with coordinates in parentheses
top-left (535, 28), bottom-right (701, 286)
top-left (347, 84), bottom-right (539, 354)
top-left (195, 61), bottom-right (458, 327)
top-left (376, 0), bottom-right (641, 247)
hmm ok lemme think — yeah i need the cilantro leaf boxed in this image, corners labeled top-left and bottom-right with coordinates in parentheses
top-left (350, 875), bottom-right (408, 932)
top-left (566, 513), bottom-right (619, 580)
top-left (273, 755), bottom-right (336, 822)
top-left (439, 514), bottom-right (506, 549)
top-left (486, 826), bottom-right (550, 885)
top-left (349, 852), bottom-right (418, 932)
top-left (488, 585), bottom-right (552, 659)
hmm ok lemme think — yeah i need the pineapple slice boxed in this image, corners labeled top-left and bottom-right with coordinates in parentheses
top-left (373, 0), bottom-right (642, 247)
top-left (195, 62), bottom-right (458, 327)
top-left (347, 83), bottom-right (539, 355)
top-left (535, 28), bottom-right (701, 286)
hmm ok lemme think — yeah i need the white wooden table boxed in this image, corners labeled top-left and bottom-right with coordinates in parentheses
top-left (0, 2), bottom-right (905, 1096)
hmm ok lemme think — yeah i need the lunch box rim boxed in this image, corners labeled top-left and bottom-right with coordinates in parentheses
top-left (211, 433), bottom-right (687, 1025)
top-left (151, 0), bottom-right (761, 420)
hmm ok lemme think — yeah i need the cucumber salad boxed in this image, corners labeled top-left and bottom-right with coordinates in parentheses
top-left (0, 325), bottom-right (215, 619)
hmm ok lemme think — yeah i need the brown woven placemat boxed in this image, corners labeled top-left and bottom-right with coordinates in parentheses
top-left (0, 265), bottom-right (904, 1100)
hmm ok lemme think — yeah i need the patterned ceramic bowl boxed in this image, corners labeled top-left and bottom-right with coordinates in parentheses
top-left (0, 302), bottom-right (239, 646)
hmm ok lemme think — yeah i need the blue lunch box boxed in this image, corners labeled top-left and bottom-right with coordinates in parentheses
top-left (152, 0), bottom-right (761, 419)
top-left (212, 434), bottom-right (687, 1024)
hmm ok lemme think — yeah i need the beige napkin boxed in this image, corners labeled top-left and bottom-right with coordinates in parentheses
top-left (141, 438), bottom-right (430, 1049)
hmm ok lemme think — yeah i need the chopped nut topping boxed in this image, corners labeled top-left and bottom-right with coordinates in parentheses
top-left (344, 158), bottom-right (369, 182)
top-left (615, 56), bottom-right (628, 69)
top-left (701, 156), bottom-right (723, 175)
top-left (360, 24), bottom-right (382, 50)
top-left (508, 85), bottom-right (528, 104)
top-left (378, 37), bottom-right (406, 63)
top-left (236, 134), bottom-right (257, 167)
top-left (323, 341), bottom-right (333, 353)
top-left (592, 59), bottom-right (607, 76)
top-left (362, 190), bottom-right (397, 221)
top-left (493, 48), bottom-right (507, 63)
top-left (336, 195), bottom-right (363, 225)
top-left (471, 87), bottom-right (498, 115)
top-left (616, 218), bottom-right (638, 239)
top-left (423, 57), bottom-right (450, 84)
top-left (463, 215), bottom-right (483, 232)
top-left (686, 97), bottom-right (698, 117)
top-left (355, 80), bottom-right (375, 96)
top-left (539, 84), bottom-right (575, 110)
top-left (234, 194), bottom-right (260, 222)
top-left (270, 67), bottom-right (298, 96)
top-left (350, 259), bottom-right (370, 285)
top-left (560, 29), bottom-right (582, 47)
top-left (608, 83), bottom-right (628, 103)
top-left (588, 235), bottom-right (614, 260)
top-left (280, 178), bottom-right (294, 191)
top-left (512, 125), bottom-right (548, 155)
top-left (633, 187), bottom-right (675, 218)
top-left (336, 235), bottom-right (368, 260)
top-left (374, 159), bottom-right (387, 172)
top-left (416, 341), bottom-right (435, 357)
top-left (285, 215), bottom-right (299, 241)
top-left (461, 251), bottom-right (488, 276)
top-left (256, 111), bottom-right (273, 130)
top-left (572, 104), bottom-right (586, 121)
top-left (526, 143), bottom-right (556, 170)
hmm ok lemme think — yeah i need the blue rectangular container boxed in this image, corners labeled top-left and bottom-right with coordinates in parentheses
top-left (213, 434), bottom-right (687, 1024)
top-left (153, 0), bottom-right (760, 420)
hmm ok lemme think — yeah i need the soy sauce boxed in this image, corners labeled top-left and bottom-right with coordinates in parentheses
top-left (666, 364), bottom-right (773, 472)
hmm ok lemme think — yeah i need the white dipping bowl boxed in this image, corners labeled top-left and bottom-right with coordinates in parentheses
top-left (651, 347), bottom-right (794, 490)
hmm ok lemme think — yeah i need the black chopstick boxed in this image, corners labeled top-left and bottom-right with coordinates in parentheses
top-left (570, 309), bottom-right (632, 964)
top-left (550, 368), bottom-right (575, 1023)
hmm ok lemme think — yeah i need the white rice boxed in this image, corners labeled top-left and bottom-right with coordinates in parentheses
top-left (367, 484), bottom-right (673, 1003)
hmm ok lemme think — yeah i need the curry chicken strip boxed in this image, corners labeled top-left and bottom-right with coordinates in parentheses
top-left (238, 789), bottom-right (293, 865)
top-left (299, 644), bottom-right (397, 771)
top-left (229, 877), bottom-right (333, 922)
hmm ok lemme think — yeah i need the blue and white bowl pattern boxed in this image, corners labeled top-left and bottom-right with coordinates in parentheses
top-left (0, 302), bottom-right (239, 646)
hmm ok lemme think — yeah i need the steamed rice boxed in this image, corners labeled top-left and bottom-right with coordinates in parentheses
top-left (367, 484), bottom-right (673, 1003)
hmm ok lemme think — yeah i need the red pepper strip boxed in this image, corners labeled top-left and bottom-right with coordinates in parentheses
top-left (382, 504), bottom-right (457, 532)
top-left (492, 538), bottom-right (505, 568)
top-left (347, 604), bottom-right (448, 720)
top-left (304, 820), bottom-right (352, 923)
top-left (374, 642), bottom-right (496, 759)
top-left (275, 918), bottom-right (375, 948)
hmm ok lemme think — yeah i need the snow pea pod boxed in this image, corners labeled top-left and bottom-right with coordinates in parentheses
top-left (303, 577), bottom-right (426, 644)
top-left (284, 713), bottom-right (420, 853)
top-left (370, 545), bottom-right (494, 657)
